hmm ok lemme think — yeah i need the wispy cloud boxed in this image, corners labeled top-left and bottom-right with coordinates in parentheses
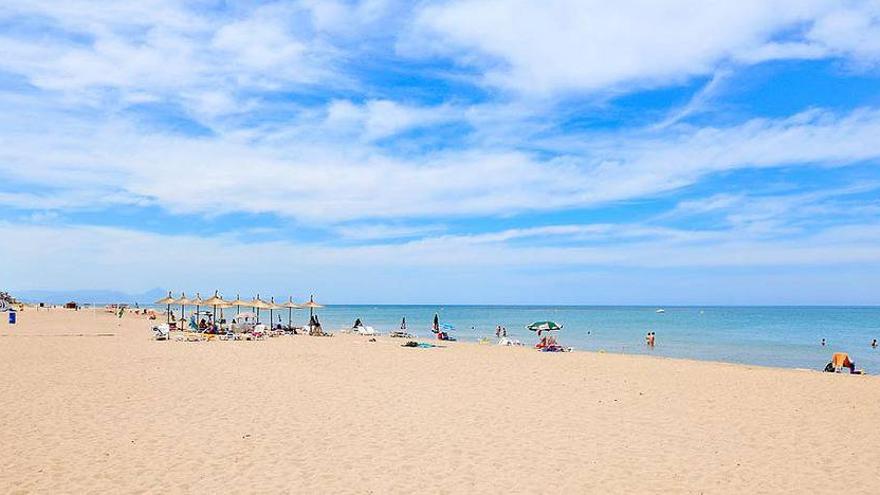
top-left (410, 0), bottom-right (880, 95)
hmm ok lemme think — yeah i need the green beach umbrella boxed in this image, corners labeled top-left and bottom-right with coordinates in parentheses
top-left (527, 321), bottom-right (563, 333)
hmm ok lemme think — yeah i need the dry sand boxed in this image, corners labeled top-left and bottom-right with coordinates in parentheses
top-left (2, 308), bottom-right (879, 494)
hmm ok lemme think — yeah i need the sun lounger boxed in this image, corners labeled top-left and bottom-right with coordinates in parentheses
top-left (152, 324), bottom-right (170, 341)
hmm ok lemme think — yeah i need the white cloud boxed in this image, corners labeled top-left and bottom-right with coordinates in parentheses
top-left (323, 99), bottom-right (460, 140)
top-left (409, 0), bottom-right (880, 95)
top-left (1, 100), bottom-right (879, 223)
top-left (0, 0), bottom-right (335, 119)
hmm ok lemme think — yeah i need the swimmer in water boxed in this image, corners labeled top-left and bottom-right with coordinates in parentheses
top-left (821, 338), bottom-right (826, 346)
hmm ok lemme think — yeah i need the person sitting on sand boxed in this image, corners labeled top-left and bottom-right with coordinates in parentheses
top-left (199, 319), bottom-right (208, 331)
top-left (536, 334), bottom-right (558, 349)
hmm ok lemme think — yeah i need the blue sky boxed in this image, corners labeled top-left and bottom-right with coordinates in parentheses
top-left (2, 0), bottom-right (880, 304)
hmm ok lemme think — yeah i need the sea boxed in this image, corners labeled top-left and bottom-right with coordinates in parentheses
top-left (151, 304), bottom-right (880, 372)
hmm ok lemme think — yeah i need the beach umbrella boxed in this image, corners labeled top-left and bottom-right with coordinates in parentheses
top-left (203, 290), bottom-right (228, 326)
top-left (154, 291), bottom-right (175, 324)
top-left (229, 294), bottom-right (246, 315)
top-left (248, 294), bottom-right (271, 323)
top-left (302, 294), bottom-right (323, 319)
top-left (192, 293), bottom-right (205, 325)
top-left (174, 292), bottom-right (193, 324)
top-left (527, 321), bottom-right (562, 336)
top-left (267, 297), bottom-right (284, 330)
top-left (281, 297), bottom-right (300, 329)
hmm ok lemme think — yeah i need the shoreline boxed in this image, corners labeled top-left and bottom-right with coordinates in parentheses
top-left (4, 306), bottom-right (875, 376)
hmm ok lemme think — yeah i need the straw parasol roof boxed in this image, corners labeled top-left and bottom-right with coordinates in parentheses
top-left (247, 295), bottom-right (271, 324)
top-left (154, 291), bottom-right (176, 305)
top-left (302, 295), bottom-right (323, 309)
top-left (154, 291), bottom-right (176, 325)
top-left (173, 292), bottom-right (193, 323)
top-left (281, 297), bottom-right (300, 329)
top-left (191, 293), bottom-right (205, 306)
top-left (174, 293), bottom-right (193, 305)
top-left (249, 295), bottom-right (271, 309)
top-left (203, 290), bottom-right (228, 306)
top-left (203, 291), bottom-right (229, 323)
top-left (302, 295), bottom-right (323, 318)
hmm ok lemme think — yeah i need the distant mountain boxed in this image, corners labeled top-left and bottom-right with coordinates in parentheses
top-left (15, 288), bottom-right (167, 305)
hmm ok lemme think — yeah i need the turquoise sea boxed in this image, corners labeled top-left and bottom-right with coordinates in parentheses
top-left (158, 304), bottom-right (880, 372)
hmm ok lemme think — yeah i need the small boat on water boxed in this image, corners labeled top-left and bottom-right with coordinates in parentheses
top-left (655, 308), bottom-right (666, 314)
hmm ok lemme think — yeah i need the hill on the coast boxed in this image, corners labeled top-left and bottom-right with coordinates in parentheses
top-left (14, 288), bottom-right (166, 305)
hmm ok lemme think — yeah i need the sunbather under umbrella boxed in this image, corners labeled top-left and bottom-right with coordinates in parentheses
top-left (154, 291), bottom-right (176, 325)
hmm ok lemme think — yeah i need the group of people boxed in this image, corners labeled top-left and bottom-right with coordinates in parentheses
top-left (494, 325), bottom-right (508, 338)
top-left (645, 331), bottom-right (656, 348)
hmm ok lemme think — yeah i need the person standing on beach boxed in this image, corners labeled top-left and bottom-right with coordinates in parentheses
top-left (495, 325), bottom-right (501, 337)
top-left (502, 327), bottom-right (507, 337)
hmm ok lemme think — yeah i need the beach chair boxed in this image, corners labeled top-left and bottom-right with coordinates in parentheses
top-left (152, 324), bottom-right (170, 341)
top-left (357, 325), bottom-right (379, 336)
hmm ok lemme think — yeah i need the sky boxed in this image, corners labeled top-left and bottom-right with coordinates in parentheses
top-left (1, 0), bottom-right (880, 305)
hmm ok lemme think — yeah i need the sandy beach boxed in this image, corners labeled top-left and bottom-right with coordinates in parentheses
top-left (2, 308), bottom-right (879, 494)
